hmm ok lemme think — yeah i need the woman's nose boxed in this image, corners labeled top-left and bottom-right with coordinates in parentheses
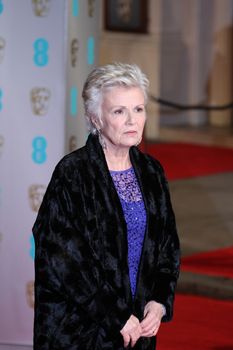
top-left (126, 110), bottom-right (135, 124)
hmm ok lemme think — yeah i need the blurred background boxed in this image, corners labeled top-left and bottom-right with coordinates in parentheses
top-left (0, 0), bottom-right (232, 349)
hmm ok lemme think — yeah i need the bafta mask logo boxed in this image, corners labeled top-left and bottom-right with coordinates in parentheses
top-left (69, 135), bottom-right (77, 152)
top-left (30, 87), bottom-right (51, 116)
top-left (0, 135), bottom-right (4, 157)
top-left (0, 37), bottom-right (6, 64)
top-left (71, 39), bottom-right (79, 68)
top-left (26, 281), bottom-right (34, 309)
top-left (88, 0), bottom-right (95, 17)
top-left (28, 184), bottom-right (46, 212)
top-left (116, 0), bottom-right (133, 23)
top-left (32, 0), bottom-right (50, 17)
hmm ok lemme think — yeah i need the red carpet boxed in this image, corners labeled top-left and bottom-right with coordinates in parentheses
top-left (145, 142), bottom-right (233, 180)
top-left (158, 294), bottom-right (233, 349)
top-left (181, 246), bottom-right (233, 279)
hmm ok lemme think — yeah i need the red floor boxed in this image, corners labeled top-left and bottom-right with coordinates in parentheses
top-left (182, 246), bottom-right (233, 279)
top-left (158, 294), bottom-right (233, 350)
top-left (145, 142), bottom-right (233, 180)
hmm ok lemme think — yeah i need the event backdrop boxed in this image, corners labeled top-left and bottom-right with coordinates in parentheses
top-left (66, 0), bottom-right (100, 152)
top-left (0, 0), bottom-right (99, 345)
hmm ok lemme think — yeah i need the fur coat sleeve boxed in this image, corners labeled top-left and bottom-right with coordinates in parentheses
top-left (32, 134), bottom-right (180, 350)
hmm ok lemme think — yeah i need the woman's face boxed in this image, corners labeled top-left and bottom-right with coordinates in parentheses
top-left (97, 86), bottom-right (146, 150)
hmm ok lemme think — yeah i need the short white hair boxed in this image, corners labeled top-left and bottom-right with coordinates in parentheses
top-left (82, 62), bottom-right (149, 134)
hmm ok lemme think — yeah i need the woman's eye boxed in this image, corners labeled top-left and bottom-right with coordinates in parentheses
top-left (114, 109), bottom-right (123, 115)
top-left (136, 107), bottom-right (144, 113)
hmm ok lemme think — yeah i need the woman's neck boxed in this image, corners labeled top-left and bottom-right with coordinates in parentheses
top-left (104, 147), bottom-right (131, 171)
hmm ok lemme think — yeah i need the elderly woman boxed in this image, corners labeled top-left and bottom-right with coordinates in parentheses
top-left (33, 63), bottom-right (180, 350)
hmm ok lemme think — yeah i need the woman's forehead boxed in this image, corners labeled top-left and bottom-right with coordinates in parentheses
top-left (102, 86), bottom-right (145, 104)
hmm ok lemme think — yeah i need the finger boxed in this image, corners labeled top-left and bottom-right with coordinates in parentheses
top-left (141, 324), bottom-right (154, 334)
top-left (142, 319), bottom-right (160, 334)
top-left (141, 322), bottom-right (160, 337)
top-left (129, 323), bottom-right (142, 347)
top-left (141, 328), bottom-right (156, 337)
top-left (130, 332), bottom-right (141, 348)
top-left (122, 332), bottom-right (130, 348)
top-left (141, 314), bottom-right (154, 330)
top-left (141, 310), bottom-right (161, 331)
top-left (143, 306), bottom-right (149, 318)
top-left (142, 320), bottom-right (151, 330)
top-left (153, 324), bottom-right (160, 336)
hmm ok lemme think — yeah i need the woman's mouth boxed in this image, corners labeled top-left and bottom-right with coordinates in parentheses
top-left (124, 131), bottom-right (137, 135)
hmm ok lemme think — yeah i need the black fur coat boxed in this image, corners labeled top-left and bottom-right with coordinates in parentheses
top-left (33, 134), bottom-right (180, 350)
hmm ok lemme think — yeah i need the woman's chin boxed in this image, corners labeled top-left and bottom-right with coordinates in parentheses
top-left (122, 139), bottom-right (140, 148)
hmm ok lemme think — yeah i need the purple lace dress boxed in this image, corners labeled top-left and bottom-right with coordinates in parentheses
top-left (110, 167), bottom-right (147, 297)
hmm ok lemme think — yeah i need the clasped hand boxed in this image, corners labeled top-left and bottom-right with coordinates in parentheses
top-left (120, 301), bottom-right (164, 348)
